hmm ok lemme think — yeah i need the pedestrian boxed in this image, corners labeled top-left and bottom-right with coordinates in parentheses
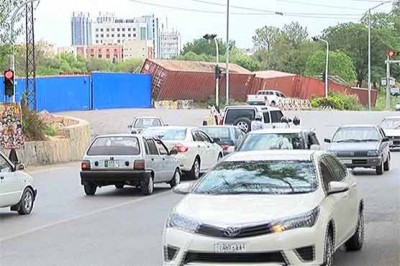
top-left (251, 114), bottom-right (264, 131)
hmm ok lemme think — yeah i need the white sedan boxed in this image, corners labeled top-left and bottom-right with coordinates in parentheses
top-left (164, 150), bottom-right (364, 266)
top-left (0, 153), bottom-right (37, 215)
top-left (142, 126), bottom-right (223, 179)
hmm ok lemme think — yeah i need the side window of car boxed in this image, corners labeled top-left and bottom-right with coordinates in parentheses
top-left (319, 160), bottom-right (335, 192)
top-left (263, 112), bottom-right (271, 123)
top-left (324, 155), bottom-right (347, 181)
top-left (270, 110), bottom-right (283, 123)
top-left (154, 140), bottom-right (169, 155)
top-left (307, 132), bottom-right (320, 147)
top-left (192, 131), bottom-right (202, 142)
top-left (0, 156), bottom-right (12, 173)
top-left (145, 139), bottom-right (159, 155)
top-left (198, 131), bottom-right (211, 142)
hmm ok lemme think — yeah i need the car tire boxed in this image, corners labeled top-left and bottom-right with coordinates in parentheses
top-left (322, 232), bottom-right (334, 266)
top-left (384, 155), bottom-right (390, 171)
top-left (84, 183), bottom-right (97, 196)
top-left (17, 187), bottom-right (35, 215)
top-left (141, 177), bottom-right (154, 195)
top-left (115, 184), bottom-right (124, 189)
top-left (376, 159), bottom-right (384, 175)
top-left (233, 118), bottom-right (251, 133)
top-left (189, 158), bottom-right (201, 180)
top-left (345, 210), bottom-right (364, 251)
top-left (169, 168), bottom-right (181, 188)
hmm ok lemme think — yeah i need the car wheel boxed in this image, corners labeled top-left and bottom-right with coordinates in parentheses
top-left (345, 210), bottom-right (364, 251)
top-left (141, 177), bottom-right (154, 195)
top-left (189, 158), bottom-right (201, 180)
top-left (84, 183), bottom-right (97, 196)
top-left (115, 184), bottom-right (124, 189)
top-left (169, 168), bottom-right (181, 188)
top-left (233, 118), bottom-right (251, 133)
top-left (17, 187), bottom-right (34, 215)
top-left (271, 101), bottom-right (276, 107)
top-left (376, 159), bottom-right (384, 175)
top-left (322, 232), bottom-right (334, 266)
top-left (384, 155), bottom-right (390, 171)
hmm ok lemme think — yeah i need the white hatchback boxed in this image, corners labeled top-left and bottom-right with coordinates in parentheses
top-left (0, 152), bottom-right (37, 215)
top-left (163, 150), bottom-right (364, 266)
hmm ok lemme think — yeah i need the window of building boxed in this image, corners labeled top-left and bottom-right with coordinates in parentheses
top-left (117, 34), bottom-right (120, 37)
top-left (98, 54), bottom-right (102, 58)
top-left (117, 28), bottom-right (120, 32)
top-left (122, 34), bottom-right (125, 37)
top-left (111, 28), bottom-right (115, 32)
top-left (128, 34), bottom-right (131, 37)
top-left (128, 28), bottom-right (131, 31)
top-left (100, 28), bottom-right (104, 32)
top-left (96, 29), bottom-right (99, 32)
top-left (122, 28), bottom-right (125, 31)
top-left (106, 34), bottom-right (109, 37)
top-left (118, 40), bottom-right (120, 43)
top-left (106, 54), bottom-right (110, 59)
top-left (96, 40), bottom-right (99, 43)
top-left (101, 34), bottom-right (104, 37)
top-left (111, 34), bottom-right (114, 37)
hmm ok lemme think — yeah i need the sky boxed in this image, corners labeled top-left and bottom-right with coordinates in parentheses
top-left (32, 0), bottom-right (393, 49)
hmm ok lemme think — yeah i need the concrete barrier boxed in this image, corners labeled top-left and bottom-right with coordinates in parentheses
top-left (155, 100), bottom-right (194, 109)
top-left (1, 115), bottom-right (91, 166)
top-left (277, 98), bottom-right (312, 111)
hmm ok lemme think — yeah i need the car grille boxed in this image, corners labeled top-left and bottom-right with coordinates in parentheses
top-left (164, 246), bottom-right (179, 262)
top-left (183, 251), bottom-right (287, 264)
top-left (353, 159), bottom-right (367, 164)
top-left (295, 246), bottom-right (315, 262)
top-left (197, 222), bottom-right (272, 238)
top-left (336, 151), bottom-right (367, 157)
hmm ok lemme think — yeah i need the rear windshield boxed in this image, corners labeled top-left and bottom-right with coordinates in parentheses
top-left (238, 133), bottom-right (305, 151)
top-left (134, 118), bottom-right (161, 128)
top-left (87, 136), bottom-right (140, 155)
top-left (225, 109), bottom-right (255, 124)
top-left (143, 128), bottom-right (187, 141)
top-left (200, 127), bottom-right (232, 139)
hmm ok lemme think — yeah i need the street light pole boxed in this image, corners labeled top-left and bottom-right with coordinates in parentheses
top-left (214, 38), bottom-right (220, 107)
top-left (313, 37), bottom-right (329, 98)
top-left (225, 0), bottom-right (230, 106)
top-left (9, 0), bottom-right (40, 103)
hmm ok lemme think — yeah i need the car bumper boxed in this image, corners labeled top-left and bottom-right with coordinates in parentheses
top-left (163, 225), bottom-right (325, 266)
top-left (337, 156), bottom-right (382, 168)
top-left (80, 170), bottom-right (152, 185)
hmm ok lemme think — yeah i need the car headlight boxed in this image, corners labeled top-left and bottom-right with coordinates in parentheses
top-left (367, 150), bottom-right (379, 156)
top-left (166, 213), bottom-right (201, 233)
top-left (271, 207), bottom-right (319, 233)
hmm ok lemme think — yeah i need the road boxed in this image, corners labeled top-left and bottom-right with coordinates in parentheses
top-left (1, 109), bottom-right (399, 266)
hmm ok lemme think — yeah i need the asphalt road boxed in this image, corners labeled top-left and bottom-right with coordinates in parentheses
top-left (0, 109), bottom-right (399, 266)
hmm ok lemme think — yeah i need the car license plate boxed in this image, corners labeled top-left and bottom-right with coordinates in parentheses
top-left (341, 159), bottom-right (352, 164)
top-left (105, 160), bottom-right (119, 168)
top-left (215, 243), bottom-right (247, 253)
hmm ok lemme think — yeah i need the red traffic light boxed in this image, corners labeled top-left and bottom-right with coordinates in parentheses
top-left (388, 50), bottom-right (395, 57)
top-left (4, 70), bottom-right (14, 80)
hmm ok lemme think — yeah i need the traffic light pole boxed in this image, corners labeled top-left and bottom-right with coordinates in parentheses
top-left (386, 57), bottom-right (391, 110)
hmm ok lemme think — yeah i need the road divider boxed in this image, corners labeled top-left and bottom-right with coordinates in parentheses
top-left (154, 100), bottom-right (194, 109)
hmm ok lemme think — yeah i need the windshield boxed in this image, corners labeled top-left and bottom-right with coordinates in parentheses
top-left (193, 160), bottom-right (318, 195)
top-left (134, 118), bottom-right (162, 128)
top-left (332, 127), bottom-right (380, 142)
top-left (142, 128), bottom-right (187, 141)
top-left (380, 119), bottom-right (400, 129)
top-left (238, 133), bottom-right (304, 151)
top-left (87, 136), bottom-right (140, 155)
top-left (200, 127), bottom-right (232, 140)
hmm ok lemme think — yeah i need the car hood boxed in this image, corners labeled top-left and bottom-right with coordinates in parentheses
top-left (383, 129), bottom-right (400, 137)
top-left (329, 142), bottom-right (379, 151)
top-left (174, 193), bottom-right (320, 225)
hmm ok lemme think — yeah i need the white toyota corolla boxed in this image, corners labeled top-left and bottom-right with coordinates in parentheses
top-left (163, 150), bottom-right (364, 266)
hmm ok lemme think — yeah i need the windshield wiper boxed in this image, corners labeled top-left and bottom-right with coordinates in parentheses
top-left (335, 139), bottom-right (361, 143)
top-left (362, 139), bottom-right (379, 142)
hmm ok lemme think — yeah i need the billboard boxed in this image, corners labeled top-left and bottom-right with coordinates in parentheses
top-left (0, 103), bottom-right (24, 149)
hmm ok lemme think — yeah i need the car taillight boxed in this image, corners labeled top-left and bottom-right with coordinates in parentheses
top-left (134, 159), bottom-right (145, 170)
top-left (174, 144), bottom-right (189, 153)
top-left (221, 145), bottom-right (229, 151)
top-left (81, 160), bottom-right (91, 171)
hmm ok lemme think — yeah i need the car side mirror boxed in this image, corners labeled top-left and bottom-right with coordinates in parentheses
top-left (170, 148), bottom-right (178, 155)
top-left (173, 181), bottom-right (196, 195)
top-left (383, 137), bottom-right (389, 142)
top-left (324, 138), bottom-right (331, 143)
top-left (15, 163), bottom-right (25, 171)
top-left (327, 181), bottom-right (349, 195)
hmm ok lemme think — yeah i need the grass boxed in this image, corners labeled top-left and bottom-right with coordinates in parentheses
top-left (43, 124), bottom-right (57, 136)
top-left (374, 90), bottom-right (400, 111)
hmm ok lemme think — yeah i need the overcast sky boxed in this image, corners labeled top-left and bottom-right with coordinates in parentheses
top-left (33, 0), bottom-right (392, 48)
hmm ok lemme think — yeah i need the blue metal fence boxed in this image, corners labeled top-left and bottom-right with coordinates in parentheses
top-left (0, 73), bottom-right (152, 112)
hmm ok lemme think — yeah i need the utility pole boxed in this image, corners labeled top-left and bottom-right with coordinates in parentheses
top-left (367, 9), bottom-right (372, 111)
top-left (386, 55), bottom-right (391, 110)
top-left (225, 0), bottom-right (230, 106)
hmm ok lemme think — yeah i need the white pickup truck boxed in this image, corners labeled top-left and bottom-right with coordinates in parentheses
top-left (247, 89), bottom-right (287, 106)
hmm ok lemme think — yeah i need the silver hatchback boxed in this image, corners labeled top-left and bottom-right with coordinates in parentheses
top-left (80, 134), bottom-right (181, 196)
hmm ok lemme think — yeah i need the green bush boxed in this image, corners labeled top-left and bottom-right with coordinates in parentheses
top-left (310, 91), bottom-right (363, 111)
top-left (44, 124), bottom-right (57, 136)
top-left (21, 94), bottom-right (47, 141)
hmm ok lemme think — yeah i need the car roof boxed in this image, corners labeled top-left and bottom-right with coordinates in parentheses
top-left (95, 133), bottom-right (142, 138)
top-left (224, 150), bottom-right (324, 162)
top-left (339, 124), bottom-right (378, 128)
top-left (248, 127), bottom-right (313, 134)
top-left (199, 125), bottom-right (236, 129)
top-left (134, 116), bottom-right (162, 119)
top-left (223, 105), bottom-right (282, 111)
top-left (143, 126), bottom-right (195, 130)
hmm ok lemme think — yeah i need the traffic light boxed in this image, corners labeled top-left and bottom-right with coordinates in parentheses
top-left (215, 65), bottom-right (222, 79)
top-left (387, 50), bottom-right (400, 58)
top-left (3, 69), bottom-right (15, 97)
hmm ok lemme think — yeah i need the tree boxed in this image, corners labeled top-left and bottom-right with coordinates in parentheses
top-left (252, 26), bottom-right (281, 51)
top-left (304, 50), bottom-right (357, 84)
top-left (86, 58), bottom-right (115, 72)
top-left (0, 0), bottom-right (24, 44)
top-left (115, 58), bottom-right (144, 72)
top-left (282, 22), bottom-right (309, 49)
top-left (181, 38), bottom-right (226, 56)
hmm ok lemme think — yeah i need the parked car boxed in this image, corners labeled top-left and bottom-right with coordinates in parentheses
top-left (198, 125), bottom-right (246, 155)
top-left (128, 116), bottom-right (166, 134)
top-left (247, 89), bottom-right (287, 106)
top-left (165, 150), bottom-right (364, 266)
top-left (390, 87), bottom-right (400, 97)
top-left (142, 126), bottom-right (223, 179)
top-left (0, 153), bottom-right (37, 215)
top-left (222, 105), bottom-right (299, 133)
top-left (394, 103), bottom-right (400, 111)
top-left (237, 127), bottom-right (320, 151)
top-left (324, 125), bottom-right (391, 175)
top-left (380, 116), bottom-right (400, 149)
top-left (80, 134), bottom-right (181, 196)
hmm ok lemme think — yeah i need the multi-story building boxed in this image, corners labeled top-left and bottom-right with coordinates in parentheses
top-left (159, 29), bottom-right (181, 59)
top-left (123, 40), bottom-right (154, 60)
top-left (71, 12), bottom-right (92, 45)
top-left (75, 45), bottom-right (124, 63)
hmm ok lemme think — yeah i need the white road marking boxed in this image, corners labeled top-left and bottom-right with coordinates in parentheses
top-left (0, 190), bottom-right (170, 243)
